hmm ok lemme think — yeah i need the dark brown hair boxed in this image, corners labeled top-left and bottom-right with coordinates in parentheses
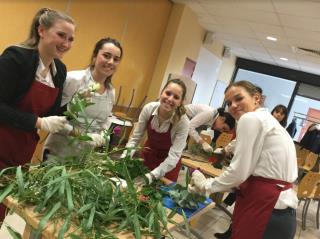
top-left (271, 104), bottom-right (288, 127)
top-left (21, 8), bottom-right (75, 48)
top-left (89, 37), bottom-right (123, 89)
top-left (161, 78), bottom-right (187, 125)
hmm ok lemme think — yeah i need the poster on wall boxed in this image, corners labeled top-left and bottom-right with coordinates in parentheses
top-left (168, 73), bottom-right (197, 104)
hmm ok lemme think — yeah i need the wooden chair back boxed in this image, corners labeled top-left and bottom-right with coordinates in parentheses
top-left (297, 172), bottom-right (320, 199)
top-left (301, 152), bottom-right (319, 171)
top-left (215, 132), bottom-right (233, 148)
top-left (314, 182), bottom-right (320, 200)
top-left (296, 148), bottom-right (310, 167)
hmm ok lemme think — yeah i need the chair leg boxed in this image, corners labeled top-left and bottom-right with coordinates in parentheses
top-left (316, 200), bottom-right (320, 229)
top-left (302, 199), bottom-right (311, 230)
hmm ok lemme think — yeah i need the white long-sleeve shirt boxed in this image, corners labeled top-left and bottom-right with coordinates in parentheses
top-left (126, 102), bottom-right (189, 179)
top-left (62, 68), bottom-right (115, 131)
top-left (205, 108), bottom-right (298, 209)
top-left (44, 68), bottom-right (115, 157)
top-left (185, 104), bottom-right (218, 143)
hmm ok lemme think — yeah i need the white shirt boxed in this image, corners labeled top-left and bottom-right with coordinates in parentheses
top-left (62, 68), bottom-right (115, 131)
top-left (126, 102), bottom-right (189, 179)
top-left (185, 104), bottom-right (218, 143)
top-left (44, 68), bottom-right (115, 158)
top-left (35, 58), bottom-right (57, 88)
top-left (205, 108), bottom-right (298, 209)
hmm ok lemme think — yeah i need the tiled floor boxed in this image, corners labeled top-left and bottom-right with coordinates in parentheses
top-left (1, 170), bottom-right (320, 238)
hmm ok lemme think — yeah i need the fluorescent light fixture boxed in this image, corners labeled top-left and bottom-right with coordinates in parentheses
top-left (266, 36), bottom-right (277, 41)
top-left (280, 57), bottom-right (288, 61)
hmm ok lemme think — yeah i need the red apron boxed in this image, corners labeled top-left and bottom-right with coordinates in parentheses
top-left (0, 80), bottom-right (58, 221)
top-left (231, 176), bottom-right (293, 239)
top-left (141, 116), bottom-right (182, 182)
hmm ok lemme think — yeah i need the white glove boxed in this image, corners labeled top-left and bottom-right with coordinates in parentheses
top-left (87, 133), bottom-right (105, 147)
top-left (120, 149), bottom-right (135, 159)
top-left (188, 170), bottom-right (207, 196)
top-left (202, 142), bottom-right (213, 153)
top-left (213, 147), bottom-right (224, 154)
top-left (145, 173), bottom-right (154, 185)
top-left (40, 116), bottom-right (67, 133)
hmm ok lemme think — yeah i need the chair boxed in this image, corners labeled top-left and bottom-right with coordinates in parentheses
top-left (313, 182), bottom-right (320, 229)
top-left (215, 132), bottom-right (233, 148)
top-left (297, 171), bottom-right (320, 230)
top-left (300, 152), bottom-right (318, 171)
top-left (296, 148), bottom-right (310, 167)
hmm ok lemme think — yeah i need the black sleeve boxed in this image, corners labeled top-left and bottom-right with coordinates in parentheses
top-left (0, 46), bottom-right (38, 131)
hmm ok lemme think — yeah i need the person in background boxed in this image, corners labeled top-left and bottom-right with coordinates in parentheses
top-left (189, 80), bottom-right (298, 239)
top-left (44, 37), bottom-right (123, 158)
top-left (0, 8), bottom-right (75, 223)
top-left (185, 104), bottom-right (235, 153)
top-left (271, 104), bottom-right (288, 127)
top-left (124, 79), bottom-right (189, 183)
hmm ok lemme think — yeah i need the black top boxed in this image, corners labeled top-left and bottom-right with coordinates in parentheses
top-left (0, 45), bottom-right (66, 131)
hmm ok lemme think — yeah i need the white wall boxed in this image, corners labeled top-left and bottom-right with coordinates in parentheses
top-left (192, 47), bottom-right (222, 105)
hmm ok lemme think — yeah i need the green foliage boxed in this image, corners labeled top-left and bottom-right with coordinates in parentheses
top-left (190, 143), bottom-right (214, 158)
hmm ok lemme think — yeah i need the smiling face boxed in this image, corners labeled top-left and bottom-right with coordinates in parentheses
top-left (159, 82), bottom-right (184, 115)
top-left (225, 86), bottom-right (260, 120)
top-left (92, 43), bottom-right (122, 78)
top-left (38, 19), bottom-right (75, 60)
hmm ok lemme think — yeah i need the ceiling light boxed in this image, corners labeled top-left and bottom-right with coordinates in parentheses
top-left (266, 36), bottom-right (277, 41)
top-left (280, 57), bottom-right (288, 61)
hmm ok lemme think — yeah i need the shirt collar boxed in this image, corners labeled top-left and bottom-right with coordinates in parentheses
top-left (38, 58), bottom-right (57, 76)
top-left (152, 104), bottom-right (175, 123)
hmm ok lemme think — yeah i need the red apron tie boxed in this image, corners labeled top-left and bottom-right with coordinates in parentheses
top-left (141, 116), bottom-right (181, 181)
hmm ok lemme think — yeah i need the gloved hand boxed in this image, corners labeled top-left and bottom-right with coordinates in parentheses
top-left (188, 170), bottom-right (207, 196)
top-left (120, 149), bottom-right (135, 159)
top-left (39, 116), bottom-right (67, 133)
top-left (145, 173), bottom-right (154, 185)
top-left (87, 133), bottom-right (105, 147)
top-left (202, 142), bottom-right (213, 153)
top-left (213, 147), bottom-right (224, 154)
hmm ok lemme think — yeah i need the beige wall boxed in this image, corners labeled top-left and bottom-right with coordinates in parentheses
top-left (0, 0), bottom-right (236, 107)
top-left (0, 0), bottom-right (172, 107)
top-left (205, 39), bottom-right (237, 85)
top-left (147, 4), bottom-right (206, 100)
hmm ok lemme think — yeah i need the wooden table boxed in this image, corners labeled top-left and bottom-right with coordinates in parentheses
top-left (3, 196), bottom-right (185, 239)
top-left (182, 157), bottom-right (223, 177)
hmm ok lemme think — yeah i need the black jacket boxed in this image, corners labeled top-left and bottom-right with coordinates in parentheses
top-left (0, 45), bottom-right (66, 131)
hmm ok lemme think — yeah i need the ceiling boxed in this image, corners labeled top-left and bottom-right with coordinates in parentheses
top-left (173, 0), bottom-right (320, 75)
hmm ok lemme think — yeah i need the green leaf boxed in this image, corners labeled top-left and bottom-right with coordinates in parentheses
top-left (6, 226), bottom-right (22, 239)
top-left (0, 184), bottom-right (15, 203)
top-left (36, 202), bottom-right (62, 237)
top-left (16, 166), bottom-right (24, 195)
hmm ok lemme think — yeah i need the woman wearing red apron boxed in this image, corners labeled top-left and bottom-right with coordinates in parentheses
top-left (0, 8), bottom-right (75, 223)
top-left (189, 80), bottom-right (298, 239)
top-left (125, 79), bottom-right (189, 183)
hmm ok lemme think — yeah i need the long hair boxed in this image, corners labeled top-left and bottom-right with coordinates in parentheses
top-left (271, 104), bottom-right (288, 127)
top-left (89, 37), bottom-right (123, 89)
top-left (21, 8), bottom-right (75, 48)
top-left (161, 79), bottom-right (187, 125)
